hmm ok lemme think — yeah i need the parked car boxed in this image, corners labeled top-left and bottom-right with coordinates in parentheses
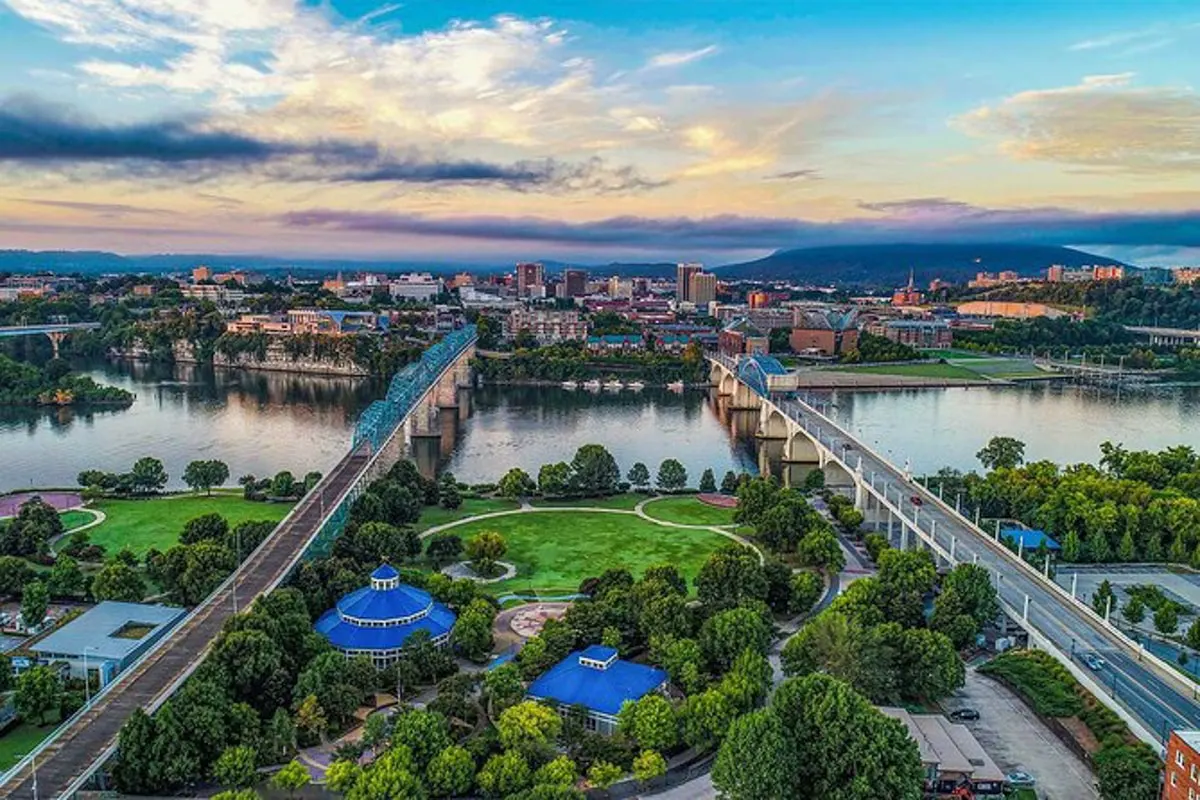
top-left (1081, 653), bottom-right (1105, 671)
top-left (949, 708), bottom-right (980, 721)
top-left (1006, 771), bottom-right (1036, 789)
top-left (910, 495), bottom-right (924, 506)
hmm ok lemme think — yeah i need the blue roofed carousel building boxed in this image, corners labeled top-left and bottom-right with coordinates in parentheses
top-left (314, 563), bottom-right (456, 668)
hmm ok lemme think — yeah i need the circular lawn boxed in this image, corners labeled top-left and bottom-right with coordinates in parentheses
top-left (445, 510), bottom-right (735, 596)
top-left (641, 496), bottom-right (737, 527)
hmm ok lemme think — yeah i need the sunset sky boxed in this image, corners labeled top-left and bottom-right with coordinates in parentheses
top-left (1, 0), bottom-right (1198, 264)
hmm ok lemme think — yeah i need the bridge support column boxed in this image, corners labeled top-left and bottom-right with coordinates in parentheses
top-left (45, 330), bottom-right (67, 359)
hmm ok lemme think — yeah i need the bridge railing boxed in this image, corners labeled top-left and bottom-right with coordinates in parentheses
top-left (353, 325), bottom-right (475, 452)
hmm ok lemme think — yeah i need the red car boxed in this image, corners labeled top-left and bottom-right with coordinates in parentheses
top-left (910, 495), bottom-right (923, 506)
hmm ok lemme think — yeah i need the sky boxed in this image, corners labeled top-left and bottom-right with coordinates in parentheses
top-left (0, 0), bottom-right (1198, 265)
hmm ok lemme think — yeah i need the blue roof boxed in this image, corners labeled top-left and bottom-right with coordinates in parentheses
top-left (1002, 528), bottom-right (1060, 551)
top-left (527, 649), bottom-right (667, 716)
top-left (314, 570), bottom-right (456, 652)
top-left (30, 601), bottom-right (186, 662)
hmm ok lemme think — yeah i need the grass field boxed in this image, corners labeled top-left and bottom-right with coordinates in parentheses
top-left (0, 711), bottom-right (62, 771)
top-left (449, 511), bottom-right (732, 595)
top-left (642, 496), bottom-right (736, 526)
top-left (530, 493), bottom-right (647, 510)
top-left (832, 363), bottom-right (984, 380)
top-left (86, 495), bottom-right (293, 556)
top-left (58, 510), bottom-right (94, 532)
top-left (415, 497), bottom-right (520, 531)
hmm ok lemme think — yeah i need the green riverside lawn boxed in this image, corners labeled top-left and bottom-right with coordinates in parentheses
top-left (0, 710), bottom-right (61, 771)
top-left (415, 497), bottom-right (520, 531)
top-left (57, 510), bottom-right (94, 532)
top-left (447, 510), bottom-right (732, 596)
top-left (85, 494), bottom-right (293, 556)
top-left (641, 496), bottom-right (736, 526)
top-left (528, 493), bottom-right (646, 510)
top-left (831, 362), bottom-right (984, 380)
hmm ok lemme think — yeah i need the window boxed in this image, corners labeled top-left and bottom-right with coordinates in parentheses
top-left (1171, 772), bottom-right (1177, 787)
top-left (1180, 750), bottom-right (1187, 767)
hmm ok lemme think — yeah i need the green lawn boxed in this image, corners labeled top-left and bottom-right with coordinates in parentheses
top-left (0, 710), bottom-right (62, 771)
top-left (642, 496), bottom-right (736, 526)
top-left (449, 511), bottom-right (733, 596)
top-left (832, 363), bottom-right (984, 380)
top-left (415, 497), bottom-right (520, 531)
top-left (85, 495), bottom-right (293, 556)
top-left (58, 510), bottom-right (94, 532)
top-left (530, 493), bottom-right (647, 510)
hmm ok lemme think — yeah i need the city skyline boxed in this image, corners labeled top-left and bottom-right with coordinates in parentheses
top-left (1, 0), bottom-right (1198, 264)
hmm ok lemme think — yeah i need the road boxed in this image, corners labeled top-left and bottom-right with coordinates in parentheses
top-left (0, 448), bottom-right (371, 800)
top-left (777, 395), bottom-right (1200, 746)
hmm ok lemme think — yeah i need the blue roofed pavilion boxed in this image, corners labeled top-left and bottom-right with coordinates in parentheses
top-left (526, 645), bottom-right (668, 734)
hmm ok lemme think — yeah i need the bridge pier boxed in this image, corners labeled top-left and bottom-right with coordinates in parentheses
top-left (45, 330), bottom-right (67, 359)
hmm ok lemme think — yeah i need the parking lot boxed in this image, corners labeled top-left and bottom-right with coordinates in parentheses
top-left (942, 668), bottom-right (1099, 800)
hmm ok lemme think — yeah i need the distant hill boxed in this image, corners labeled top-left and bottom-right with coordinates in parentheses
top-left (716, 244), bottom-right (1132, 286)
top-left (0, 250), bottom-right (493, 276)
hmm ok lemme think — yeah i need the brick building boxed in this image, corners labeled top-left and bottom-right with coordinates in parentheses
top-left (1165, 730), bottom-right (1200, 800)
top-left (789, 309), bottom-right (860, 356)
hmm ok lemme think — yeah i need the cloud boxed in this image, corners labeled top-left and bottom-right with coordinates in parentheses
top-left (14, 198), bottom-right (176, 216)
top-left (645, 45), bottom-right (718, 69)
top-left (0, 96), bottom-right (660, 192)
top-left (954, 75), bottom-right (1200, 173)
top-left (279, 203), bottom-right (1200, 251)
top-left (766, 169), bottom-right (821, 181)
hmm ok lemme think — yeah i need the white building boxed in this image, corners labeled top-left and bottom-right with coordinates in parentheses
top-left (389, 273), bottom-right (442, 302)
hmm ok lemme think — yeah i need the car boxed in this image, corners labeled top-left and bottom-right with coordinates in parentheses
top-left (1006, 771), bottom-right (1036, 789)
top-left (910, 495), bottom-right (924, 506)
top-left (949, 708), bottom-right (980, 721)
top-left (1081, 653), bottom-right (1105, 671)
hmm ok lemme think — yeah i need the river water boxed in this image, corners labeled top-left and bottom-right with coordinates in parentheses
top-left (2, 362), bottom-right (1199, 493)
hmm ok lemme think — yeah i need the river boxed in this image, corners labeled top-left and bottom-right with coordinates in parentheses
top-left (2, 363), bottom-right (1199, 493)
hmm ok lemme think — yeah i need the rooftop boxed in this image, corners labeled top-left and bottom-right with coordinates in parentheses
top-left (879, 708), bottom-right (1004, 782)
top-left (527, 649), bottom-right (667, 716)
top-left (1001, 528), bottom-right (1060, 551)
top-left (30, 601), bottom-right (186, 662)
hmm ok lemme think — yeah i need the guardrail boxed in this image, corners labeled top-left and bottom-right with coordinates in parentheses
top-left (2, 327), bottom-right (478, 796)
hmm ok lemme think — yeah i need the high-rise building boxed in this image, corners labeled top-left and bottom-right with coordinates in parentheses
top-left (747, 290), bottom-right (770, 309)
top-left (516, 262), bottom-right (545, 297)
top-left (608, 276), bottom-right (633, 299)
top-left (676, 263), bottom-right (703, 303)
top-left (562, 268), bottom-right (588, 298)
top-left (690, 273), bottom-right (718, 307)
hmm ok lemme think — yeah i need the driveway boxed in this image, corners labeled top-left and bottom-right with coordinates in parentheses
top-left (943, 669), bottom-right (1099, 800)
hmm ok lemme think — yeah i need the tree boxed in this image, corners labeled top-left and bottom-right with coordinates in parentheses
top-left (477, 751), bottom-right (532, 798)
top-left (796, 527), bottom-right (846, 572)
top-left (391, 708), bottom-right (452, 770)
top-left (92, 560), bottom-right (146, 602)
top-left (326, 759), bottom-right (361, 793)
top-left (1187, 619), bottom-right (1200, 651)
top-left (427, 534), bottom-right (464, 568)
top-left (712, 709), bottom-right (794, 800)
top-left (734, 478), bottom-right (780, 527)
top-left (803, 469), bottom-right (826, 492)
top-left (938, 564), bottom-right (1000, 629)
top-left (680, 688), bottom-right (735, 751)
top-left (295, 694), bottom-right (327, 742)
top-left (15, 665), bottom-right (61, 724)
top-left (790, 571), bottom-right (824, 616)
top-left (876, 549), bottom-right (937, 628)
top-left (586, 761), bottom-right (623, 791)
top-left (533, 755), bottom-right (577, 788)
top-left (213, 745), bottom-right (258, 789)
top-left (1092, 579), bottom-right (1116, 618)
top-left (569, 444), bottom-right (621, 496)
top-left (632, 750), bottom-right (666, 785)
top-left (975, 436), bottom-right (1026, 471)
top-left (130, 456), bottom-right (168, 494)
top-left (538, 462), bottom-right (573, 497)
top-left (900, 628), bottom-right (965, 699)
top-left (439, 482), bottom-right (462, 510)
top-left (656, 459), bottom-right (688, 492)
top-left (427, 745), bottom-right (475, 798)
top-left (1123, 596), bottom-right (1146, 626)
top-left (270, 471), bottom-right (297, 498)
top-left (772, 673), bottom-right (923, 800)
top-left (466, 531), bottom-right (507, 576)
top-left (651, 636), bottom-right (706, 695)
top-left (720, 471), bottom-right (739, 494)
top-left (181, 512), bottom-right (230, 545)
top-left (1155, 604), bottom-right (1180, 635)
top-left (698, 468), bottom-right (717, 493)
top-left (618, 694), bottom-right (677, 751)
top-left (47, 555), bottom-right (85, 597)
top-left (1062, 529), bottom-right (1082, 562)
top-left (499, 468), bottom-right (537, 498)
top-left (696, 545), bottom-right (768, 612)
top-left (271, 760), bottom-right (310, 797)
top-left (183, 459), bottom-right (229, 495)
top-left (627, 462), bottom-right (651, 491)
top-left (700, 606), bottom-right (772, 672)
top-left (497, 701), bottom-right (563, 756)
top-left (1095, 745), bottom-right (1161, 800)
top-left (21, 580), bottom-right (49, 630)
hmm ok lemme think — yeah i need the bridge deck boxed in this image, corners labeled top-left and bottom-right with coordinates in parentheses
top-left (1, 448), bottom-right (370, 799)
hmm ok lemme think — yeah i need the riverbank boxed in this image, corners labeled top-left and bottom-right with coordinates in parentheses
top-left (113, 342), bottom-right (372, 377)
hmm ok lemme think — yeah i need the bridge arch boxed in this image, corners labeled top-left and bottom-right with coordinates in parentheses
top-left (785, 429), bottom-right (820, 462)
top-left (824, 458), bottom-right (855, 488)
top-left (758, 405), bottom-right (790, 439)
